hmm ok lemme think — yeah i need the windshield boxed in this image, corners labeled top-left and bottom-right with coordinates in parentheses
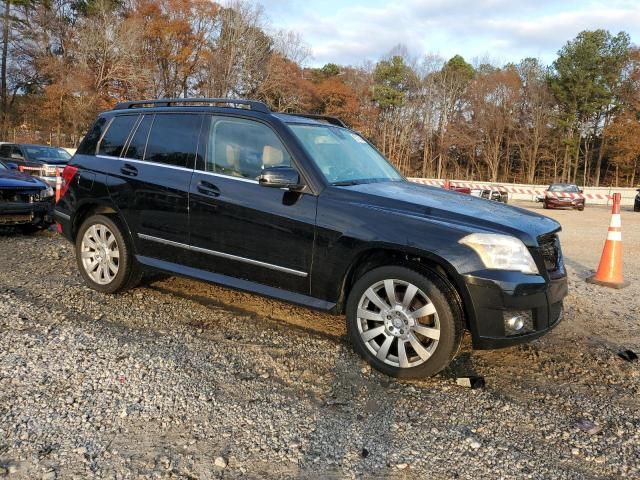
top-left (549, 184), bottom-right (579, 192)
top-left (288, 124), bottom-right (403, 185)
top-left (24, 146), bottom-right (71, 161)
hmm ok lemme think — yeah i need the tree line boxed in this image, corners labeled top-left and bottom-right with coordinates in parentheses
top-left (1, 0), bottom-right (639, 186)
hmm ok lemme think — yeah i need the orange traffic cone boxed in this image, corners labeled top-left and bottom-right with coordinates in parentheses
top-left (586, 193), bottom-right (629, 289)
top-left (55, 167), bottom-right (61, 203)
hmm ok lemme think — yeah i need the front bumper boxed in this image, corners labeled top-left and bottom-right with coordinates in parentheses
top-left (0, 199), bottom-right (54, 225)
top-left (463, 269), bottom-right (568, 349)
top-left (545, 198), bottom-right (584, 209)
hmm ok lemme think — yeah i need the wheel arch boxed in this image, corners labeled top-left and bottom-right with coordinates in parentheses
top-left (71, 202), bottom-right (130, 243)
top-left (336, 247), bottom-right (473, 329)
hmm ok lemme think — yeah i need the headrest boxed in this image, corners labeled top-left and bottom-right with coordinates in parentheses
top-left (262, 145), bottom-right (284, 166)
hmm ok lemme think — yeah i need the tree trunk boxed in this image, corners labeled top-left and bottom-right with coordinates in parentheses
top-left (562, 142), bottom-right (570, 182)
top-left (594, 114), bottom-right (610, 187)
top-left (582, 134), bottom-right (590, 186)
top-left (1, 1), bottom-right (11, 139)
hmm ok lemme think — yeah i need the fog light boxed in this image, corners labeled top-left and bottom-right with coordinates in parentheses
top-left (506, 315), bottom-right (525, 331)
top-left (503, 310), bottom-right (534, 336)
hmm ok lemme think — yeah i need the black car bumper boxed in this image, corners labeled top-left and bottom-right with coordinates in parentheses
top-left (53, 207), bottom-right (72, 238)
top-left (0, 200), bottom-right (54, 226)
top-left (463, 269), bottom-right (568, 349)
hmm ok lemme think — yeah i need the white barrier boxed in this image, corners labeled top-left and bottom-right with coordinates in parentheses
top-left (408, 178), bottom-right (638, 206)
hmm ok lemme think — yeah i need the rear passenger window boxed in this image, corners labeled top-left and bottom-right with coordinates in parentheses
top-left (98, 115), bottom-right (137, 157)
top-left (77, 117), bottom-right (108, 155)
top-left (144, 114), bottom-right (202, 168)
top-left (204, 117), bottom-right (291, 180)
top-left (124, 115), bottom-right (153, 160)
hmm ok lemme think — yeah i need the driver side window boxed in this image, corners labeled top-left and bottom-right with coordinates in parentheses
top-left (11, 146), bottom-right (24, 160)
top-left (203, 116), bottom-right (291, 180)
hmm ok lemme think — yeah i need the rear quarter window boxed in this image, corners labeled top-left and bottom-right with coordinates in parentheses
top-left (77, 117), bottom-right (108, 155)
top-left (98, 115), bottom-right (138, 157)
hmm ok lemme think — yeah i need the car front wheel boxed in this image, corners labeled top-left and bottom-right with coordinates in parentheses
top-left (75, 214), bottom-right (142, 293)
top-left (346, 266), bottom-right (463, 378)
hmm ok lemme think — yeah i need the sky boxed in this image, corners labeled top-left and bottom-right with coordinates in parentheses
top-left (254, 0), bottom-right (640, 68)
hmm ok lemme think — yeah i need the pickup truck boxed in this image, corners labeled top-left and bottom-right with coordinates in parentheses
top-left (0, 143), bottom-right (71, 187)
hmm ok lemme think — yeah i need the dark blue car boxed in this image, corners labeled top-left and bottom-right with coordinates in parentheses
top-left (0, 159), bottom-right (54, 231)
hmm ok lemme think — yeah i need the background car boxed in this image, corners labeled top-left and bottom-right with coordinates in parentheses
top-left (634, 188), bottom-right (639, 212)
top-left (543, 183), bottom-right (585, 211)
top-left (442, 181), bottom-right (471, 194)
top-left (0, 159), bottom-right (54, 231)
top-left (0, 143), bottom-right (72, 188)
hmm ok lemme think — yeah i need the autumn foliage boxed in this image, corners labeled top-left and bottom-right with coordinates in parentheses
top-left (1, 0), bottom-right (639, 186)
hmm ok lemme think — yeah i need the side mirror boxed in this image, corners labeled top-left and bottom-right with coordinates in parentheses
top-left (258, 166), bottom-right (304, 191)
top-left (6, 162), bottom-right (18, 170)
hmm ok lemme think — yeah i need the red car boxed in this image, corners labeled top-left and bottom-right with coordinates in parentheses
top-left (543, 183), bottom-right (585, 211)
top-left (442, 181), bottom-right (471, 194)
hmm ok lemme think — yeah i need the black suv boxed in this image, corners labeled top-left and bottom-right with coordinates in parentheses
top-left (55, 98), bottom-right (568, 378)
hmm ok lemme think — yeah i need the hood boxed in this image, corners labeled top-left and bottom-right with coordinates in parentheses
top-left (0, 169), bottom-right (47, 190)
top-left (34, 157), bottom-right (69, 165)
top-left (338, 181), bottom-right (560, 246)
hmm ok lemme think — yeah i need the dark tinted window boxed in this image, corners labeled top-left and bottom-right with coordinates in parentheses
top-left (23, 146), bottom-right (70, 161)
top-left (0, 145), bottom-right (10, 157)
top-left (77, 117), bottom-right (108, 155)
top-left (10, 146), bottom-right (24, 160)
top-left (204, 116), bottom-right (291, 179)
top-left (98, 115), bottom-right (137, 157)
top-left (144, 114), bottom-right (202, 168)
top-left (124, 115), bottom-right (153, 160)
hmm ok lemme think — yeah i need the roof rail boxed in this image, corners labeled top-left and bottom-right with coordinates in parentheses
top-left (286, 113), bottom-right (347, 128)
top-left (112, 98), bottom-right (271, 114)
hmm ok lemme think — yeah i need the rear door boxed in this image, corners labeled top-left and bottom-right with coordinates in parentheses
top-left (188, 115), bottom-right (317, 294)
top-left (99, 112), bottom-right (203, 263)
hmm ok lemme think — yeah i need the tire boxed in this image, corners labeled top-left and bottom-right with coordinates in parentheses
top-left (346, 265), bottom-right (464, 378)
top-left (75, 214), bottom-right (142, 294)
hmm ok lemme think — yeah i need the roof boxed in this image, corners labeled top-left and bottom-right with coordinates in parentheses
top-left (110, 97), bottom-right (348, 128)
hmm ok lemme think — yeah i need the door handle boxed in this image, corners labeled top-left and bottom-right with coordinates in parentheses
top-left (120, 163), bottom-right (138, 177)
top-left (197, 180), bottom-right (220, 197)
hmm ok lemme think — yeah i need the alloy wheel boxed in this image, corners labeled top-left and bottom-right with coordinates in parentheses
top-left (356, 279), bottom-right (440, 368)
top-left (80, 223), bottom-right (120, 285)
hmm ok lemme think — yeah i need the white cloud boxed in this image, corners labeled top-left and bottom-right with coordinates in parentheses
top-left (256, 0), bottom-right (640, 67)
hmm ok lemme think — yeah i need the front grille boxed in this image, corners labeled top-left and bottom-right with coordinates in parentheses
top-left (538, 233), bottom-right (560, 272)
top-left (0, 189), bottom-right (35, 204)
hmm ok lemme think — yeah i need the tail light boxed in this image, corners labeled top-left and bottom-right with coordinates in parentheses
top-left (57, 165), bottom-right (78, 202)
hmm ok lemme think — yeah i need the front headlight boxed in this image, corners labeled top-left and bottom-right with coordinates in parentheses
top-left (459, 233), bottom-right (539, 274)
top-left (40, 186), bottom-right (54, 199)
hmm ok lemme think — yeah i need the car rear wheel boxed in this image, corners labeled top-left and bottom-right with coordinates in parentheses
top-left (75, 214), bottom-right (142, 293)
top-left (346, 265), bottom-right (463, 378)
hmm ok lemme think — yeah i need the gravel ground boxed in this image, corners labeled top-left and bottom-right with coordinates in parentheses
top-left (0, 202), bottom-right (639, 479)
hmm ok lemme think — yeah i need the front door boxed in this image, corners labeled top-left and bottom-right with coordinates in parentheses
top-left (188, 115), bottom-right (317, 294)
